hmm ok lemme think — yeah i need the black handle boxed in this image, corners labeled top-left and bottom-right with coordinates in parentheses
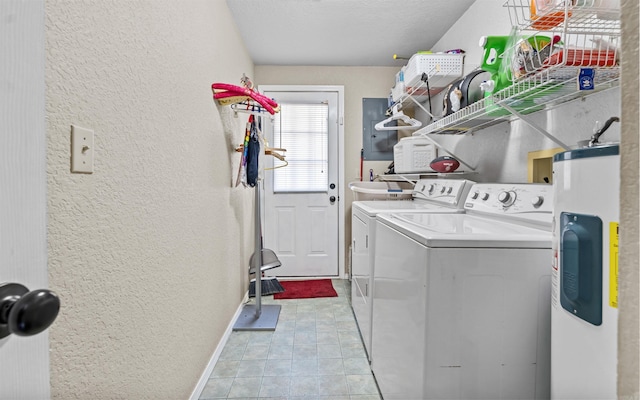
top-left (329, 196), bottom-right (336, 203)
top-left (0, 283), bottom-right (60, 338)
top-left (589, 116), bottom-right (620, 146)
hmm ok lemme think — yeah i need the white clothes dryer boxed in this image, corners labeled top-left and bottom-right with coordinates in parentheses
top-left (372, 183), bottom-right (553, 400)
top-left (351, 179), bottom-right (474, 361)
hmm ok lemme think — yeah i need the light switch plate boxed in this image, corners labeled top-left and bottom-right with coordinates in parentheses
top-left (71, 125), bottom-right (94, 173)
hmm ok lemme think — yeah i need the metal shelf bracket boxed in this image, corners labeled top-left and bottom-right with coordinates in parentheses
top-left (495, 98), bottom-right (571, 150)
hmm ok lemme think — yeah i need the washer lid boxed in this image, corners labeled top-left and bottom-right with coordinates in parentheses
top-left (377, 212), bottom-right (551, 248)
top-left (352, 200), bottom-right (460, 217)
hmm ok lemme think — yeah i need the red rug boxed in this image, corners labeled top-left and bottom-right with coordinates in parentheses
top-left (273, 279), bottom-right (338, 300)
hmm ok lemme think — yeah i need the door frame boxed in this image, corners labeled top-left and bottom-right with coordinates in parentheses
top-left (259, 85), bottom-right (346, 278)
top-left (1, 0), bottom-right (51, 397)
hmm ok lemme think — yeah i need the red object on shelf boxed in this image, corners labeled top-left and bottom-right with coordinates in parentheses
top-left (544, 49), bottom-right (617, 67)
top-left (430, 156), bottom-right (460, 173)
top-left (529, 0), bottom-right (570, 30)
top-left (531, 11), bottom-right (569, 30)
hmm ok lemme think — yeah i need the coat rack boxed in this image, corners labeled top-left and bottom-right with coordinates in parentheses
top-left (212, 75), bottom-right (285, 330)
top-left (233, 180), bottom-right (282, 330)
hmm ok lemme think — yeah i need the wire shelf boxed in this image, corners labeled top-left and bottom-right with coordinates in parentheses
top-left (505, 0), bottom-right (620, 34)
top-left (415, 67), bottom-right (619, 135)
top-left (412, 0), bottom-right (620, 136)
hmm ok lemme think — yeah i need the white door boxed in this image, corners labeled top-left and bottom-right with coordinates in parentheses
top-left (262, 88), bottom-right (341, 277)
top-left (0, 0), bottom-right (52, 398)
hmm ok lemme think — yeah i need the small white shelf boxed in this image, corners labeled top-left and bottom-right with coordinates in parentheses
top-left (377, 172), bottom-right (478, 183)
top-left (349, 181), bottom-right (414, 200)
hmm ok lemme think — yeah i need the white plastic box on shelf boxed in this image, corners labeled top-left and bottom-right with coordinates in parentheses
top-left (393, 136), bottom-right (437, 174)
top-left (391, 83), bottom-right (405, 102)
top-left (404, 53), bottom-right (464, 89)
top-left (348, 181), bottom-right (414, 201)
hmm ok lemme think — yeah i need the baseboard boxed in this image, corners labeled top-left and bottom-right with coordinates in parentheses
top-left (189, 292), bottom-right (249, 400)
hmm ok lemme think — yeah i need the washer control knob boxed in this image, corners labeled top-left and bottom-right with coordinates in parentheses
top-left (440, 186), bottom-right (446, 194)
top-left (481, 192), bottom-right (490, 201)
top-left (531, 196), bottom-right (544, 207)
top-left (471, 191), bottom-right (480, 200)
top-left (427, 184), bottom-right (436, 194)
top-left (447, 187), bottom-right (453, 194)
top-left (498, 191), bottom-right (516, 206)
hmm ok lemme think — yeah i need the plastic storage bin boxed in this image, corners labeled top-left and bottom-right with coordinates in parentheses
top-left (404, 53), bottom-right (464, 88)
top-left (348, 181), bottom-right (414, 201)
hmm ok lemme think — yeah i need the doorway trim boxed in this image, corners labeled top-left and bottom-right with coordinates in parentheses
top-left (259, 85), bottom-right (346, 278)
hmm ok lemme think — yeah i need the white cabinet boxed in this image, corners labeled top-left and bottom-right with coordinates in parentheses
top-left (351, 209), bottom-right (372, 360)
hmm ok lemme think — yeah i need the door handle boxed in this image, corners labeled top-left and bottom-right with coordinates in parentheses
top-left (329, 196), bottom-right (336, 203)
top-left (0, 283), bottom-right (60, 339)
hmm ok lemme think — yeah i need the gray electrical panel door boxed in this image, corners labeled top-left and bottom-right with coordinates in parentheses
top-left (363, 98), bottom-right (396, 161)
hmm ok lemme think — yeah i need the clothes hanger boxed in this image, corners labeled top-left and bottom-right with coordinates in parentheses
top-left (212, 83), bottom-right (280, 114)
top-left (374, 104), bottom-right (422, 131)
top-left (230, 103), bottom-right (276, 119)
top-left (234, 144), bottom-right (288, 169)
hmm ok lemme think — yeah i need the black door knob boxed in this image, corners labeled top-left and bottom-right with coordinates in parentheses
top-left (329, 183), bottom-right (336, 189)
top-left (0, 283), bottom-right (60, 338)
top-left (329, 196), bottom-right (336, 203)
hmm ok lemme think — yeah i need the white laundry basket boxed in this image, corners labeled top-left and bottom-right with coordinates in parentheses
top-left (404, 53), bottom-right (464, 88)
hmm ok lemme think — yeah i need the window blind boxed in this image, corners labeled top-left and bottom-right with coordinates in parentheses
top-left (272, 103), bottom-right (329, 192)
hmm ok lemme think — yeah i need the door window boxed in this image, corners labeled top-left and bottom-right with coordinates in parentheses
top-left (272, 103), bottom-right (329, 193)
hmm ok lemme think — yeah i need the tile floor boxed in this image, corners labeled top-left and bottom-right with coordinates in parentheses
top-left (198, 279), bottom-right (381, 400)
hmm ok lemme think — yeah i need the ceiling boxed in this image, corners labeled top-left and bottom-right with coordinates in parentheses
top-left (226, 0), bottom-right (477, 67)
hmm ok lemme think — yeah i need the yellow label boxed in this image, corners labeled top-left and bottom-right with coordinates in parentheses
top-left (609, 222), bottom-right (619, 308)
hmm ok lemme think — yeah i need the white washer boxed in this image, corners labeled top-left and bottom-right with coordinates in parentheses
top-left (551, 145), bottom-right (619, 400)
top-left (372, 183), bottom-right (553, 400)
top-left (351, 179), bottom-right (474, 361)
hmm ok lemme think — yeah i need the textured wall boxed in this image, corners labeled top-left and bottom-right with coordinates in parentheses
top-left (255, 66), bottom-right (398, 273)
top-left (45, 1), bottom-right (254, 398)
top-left (619, 0), bottom-right (640, 397)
